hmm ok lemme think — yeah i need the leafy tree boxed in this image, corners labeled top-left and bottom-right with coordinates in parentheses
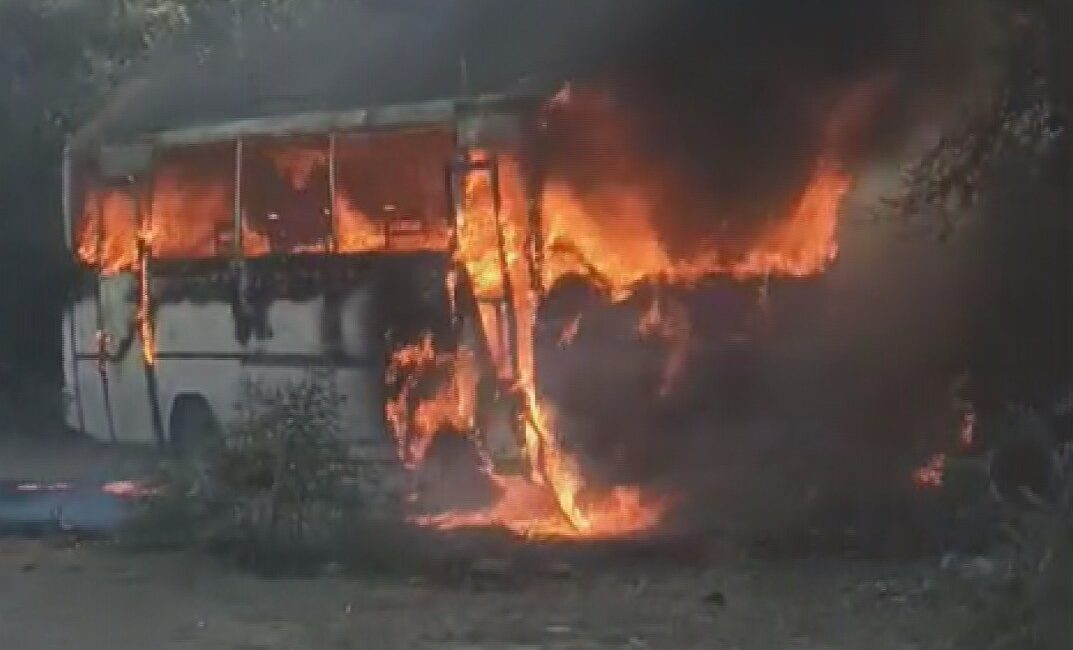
top-left (0, 0), bottom-right (320, 392)
top-left (890, 0), bottom-right (1069, 233)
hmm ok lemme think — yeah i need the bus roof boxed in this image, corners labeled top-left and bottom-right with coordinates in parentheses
top-left (72, 86), bottom-right (551, 161)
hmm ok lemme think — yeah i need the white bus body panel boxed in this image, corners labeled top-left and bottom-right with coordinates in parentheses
top-left (67, 278), bottom-right (393, 449)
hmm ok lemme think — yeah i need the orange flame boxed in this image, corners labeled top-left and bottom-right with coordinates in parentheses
top-left (137, 229), bottom-right (156, 367)
top-left (75, 133), bottom-right (457, 272)
top-left (334, 131), bottom-right (454, 254)
top-left (149, 147), bottom-right (235, 260)
top-left (535, 87), bottom-right (855, 296)
top-left (407, 84), bottom-right (871, 540)
top-left (416, 160), bottom-right (669, 538)
top-left (416, 475), bottom-right (666, 541)
top-left (77, 186), bottom-right (140, 274)
top-left (385, 333), bottom-right (479, 470)
top-left (382, 147), bottom-right (674, 539)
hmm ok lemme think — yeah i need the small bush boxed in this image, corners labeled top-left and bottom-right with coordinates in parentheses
top-left (218, 375), bottom-right (359, 548)
top-left (122, 372), bottom-right (364, 571)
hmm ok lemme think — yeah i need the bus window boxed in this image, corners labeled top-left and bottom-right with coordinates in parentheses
top-left (149, 144), bottom-right (236, 260)
top-left (76, 177), bottom-right (140, 275)
top-left (242, 137), bottom-right (332, 256)
top-left (334, 130), bottom-right (453, 253)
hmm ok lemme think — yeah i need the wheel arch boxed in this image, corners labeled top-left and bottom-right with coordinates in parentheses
top-left (167, 391), bottom-right (219, 446)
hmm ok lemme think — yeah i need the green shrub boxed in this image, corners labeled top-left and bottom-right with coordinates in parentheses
top-left (122, 372), bottom-right (363, 570)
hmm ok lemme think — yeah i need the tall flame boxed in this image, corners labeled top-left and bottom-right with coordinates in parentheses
top-left (535, 87), bottom-right (854, 296)
top-left (411, 84), bottom-right (867, 539)
top-left (77, 186), bottom-right (140, 275)
top-left (385, 332), bottom-right (478, 470)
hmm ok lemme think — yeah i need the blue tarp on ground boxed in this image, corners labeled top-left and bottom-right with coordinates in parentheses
top-left (0, 480), bottom-right (131, 537)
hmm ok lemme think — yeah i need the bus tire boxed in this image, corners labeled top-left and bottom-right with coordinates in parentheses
top-left (169, 395), bottom-right (223, 481)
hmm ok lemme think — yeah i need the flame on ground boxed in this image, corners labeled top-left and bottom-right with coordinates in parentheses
top-left (415, 475), bottom-right (666, 541)
top-left (384, 329), bottom-right (668, 540)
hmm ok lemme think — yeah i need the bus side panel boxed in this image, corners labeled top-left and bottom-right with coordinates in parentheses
top-left (245, 298), bottom-right (326, 356)
top-left (238, 299), bottom-right (334, 440)
top-left (241, 296), bottom-right (385, 436)
top-left (238, 288), bottom-right (389, 445)
top-left (98, 273), bottom-right (157, 444)
top-left (154, 301), bottom-right (247, 439)
top-left (338, 287), bottom-right (388, 443)
top-left (60, 306), bottom-right (80, 431)
top-left (157, 358), bottom-right (244, 435)
top-left (70, 296), bottom-right (112, 441)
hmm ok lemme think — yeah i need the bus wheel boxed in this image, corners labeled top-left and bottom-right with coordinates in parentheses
top-left (169, 395), bottom-right (223, 483)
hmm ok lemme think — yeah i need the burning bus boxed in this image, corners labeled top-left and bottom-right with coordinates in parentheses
top-left (61, 89), bottom-right (544, 471)
top-left (61, 81), bottom-right (859, 539)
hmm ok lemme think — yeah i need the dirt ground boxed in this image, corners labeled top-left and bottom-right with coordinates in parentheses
top-left (1, 539), bottom-right (989, 650)
top-left (0, 429), bottom-right (158, 483)
top-left (0, 432), bottom-right (990, 650)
